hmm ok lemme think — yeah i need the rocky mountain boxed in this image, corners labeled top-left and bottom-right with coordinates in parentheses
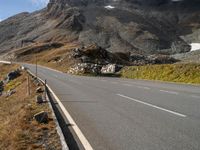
top-left (0, 0), bottom-right (200, 55)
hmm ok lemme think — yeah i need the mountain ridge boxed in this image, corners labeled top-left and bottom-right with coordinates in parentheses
top-left (0, 0), bottom-right (200, 55)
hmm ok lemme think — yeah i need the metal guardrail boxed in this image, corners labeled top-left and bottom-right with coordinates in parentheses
top-left (26, 68), bottom-right (69, 150)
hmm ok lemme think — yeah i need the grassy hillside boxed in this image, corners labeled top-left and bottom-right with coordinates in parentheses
top-left (120, 63), bottom-right (200, 84)
top-left (0, 64), bottom-right (62, 150)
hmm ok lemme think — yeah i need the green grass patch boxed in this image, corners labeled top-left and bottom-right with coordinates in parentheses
top-left (120, 63), bottom-right (200, 84)
top-left (4, 80), bottom-right (22, 91)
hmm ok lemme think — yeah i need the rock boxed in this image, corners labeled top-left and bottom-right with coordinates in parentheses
top-left (81, 56), bottom-right (92, 63)
top-left (36, 87), bottom-right (44, 93)
top-left (68, 63), bottom-right (102, 74)
top-left (0, 81), bottom-right (4, 86)
top-left (34, 111), bottom-right (48, 123)
top-left (36, 95), bottom-right (44, 104)
top-left (101, 64), bottom-right (117, 74)
top-left (6, 70), bottom-right (20, 82)
top-left (129, 54), bottom-right (146, 62)
top-left (6, 89), bottom-right (16, 97)
top-left (0, 81), bottom-right (3, 95)
top-left (71, 48), bottom-right (83, 58)
top-left (147, 55), bottom-right (178, 64)
top-left (25, 103), bottom-right (32, 109)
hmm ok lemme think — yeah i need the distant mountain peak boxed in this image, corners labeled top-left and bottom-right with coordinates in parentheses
top-left (0, 0), bottom-right (200, 55)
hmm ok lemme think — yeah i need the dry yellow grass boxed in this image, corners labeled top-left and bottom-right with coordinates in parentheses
top-left (120, 63), bottom-right (200, 84)
top-left (0, 64), bottom-right (19, 79)
top-left (0, 65), bottom-right (62, 150)
top-left (18, 42), bottom-right (79, 72)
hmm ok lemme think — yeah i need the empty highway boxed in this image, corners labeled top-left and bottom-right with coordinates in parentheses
top-left (24, 64), bottom-right (200, 150)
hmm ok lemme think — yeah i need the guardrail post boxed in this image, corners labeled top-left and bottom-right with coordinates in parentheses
top-left (44, 79), bottom-right (47, 101)
top-left (27, 75), bottom-right (30, 96)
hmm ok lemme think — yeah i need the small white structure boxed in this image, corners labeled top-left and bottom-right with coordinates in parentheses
top-left (0, 61), bottom-right (11, 65)
top-left (190, 43), bottom-right (200, 51)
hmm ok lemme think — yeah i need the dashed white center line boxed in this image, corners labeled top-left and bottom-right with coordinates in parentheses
top-left (191, 95), bottom-right (200, 99)
top-left (117, 94), bottom-right (186, 118)
top-left (160, 90), bottom-right (179, 95)
top-left (136, 86), bottom-right (150, 90)
top-left (53, 75), bottom-right (58, 78)
top-left (123, 84), bottom-right (133, 87)
top-left (111, 82), bottom-right (118, 84)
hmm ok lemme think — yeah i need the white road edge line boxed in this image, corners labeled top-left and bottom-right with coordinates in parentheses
top-left (27, 68), bottom-right (93, 150)
top-left (117, 94), bottom-right (186, 118)
top-left (26, 70), bottom-right (69, 150)
top-left (46, 84), bottom-right (93, 150)
top-left (160, 90), bottom-right (179, 95)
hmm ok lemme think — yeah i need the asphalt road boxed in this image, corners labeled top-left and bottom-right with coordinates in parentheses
top-left (24, 64), bottom-right (200, 150)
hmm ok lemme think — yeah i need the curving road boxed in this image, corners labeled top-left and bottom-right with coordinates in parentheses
top-left (24, 63), bottom-right (200, 150)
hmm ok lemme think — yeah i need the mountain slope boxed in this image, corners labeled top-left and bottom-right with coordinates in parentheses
top-left (0, 0), bottom-right (200, 55)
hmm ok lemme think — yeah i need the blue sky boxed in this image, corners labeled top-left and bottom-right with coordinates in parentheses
top-left (0, 0), bottom-right (49, 21)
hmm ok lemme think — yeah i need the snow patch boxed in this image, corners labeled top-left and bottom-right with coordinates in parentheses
top-left (104, 5), bottom-right (115, 9)
top-left (190, 43), bottom-right (200, 51)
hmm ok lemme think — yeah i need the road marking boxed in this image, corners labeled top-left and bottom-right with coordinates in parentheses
top-left (191, 95), bottom-right (200, 99)
top-left (160, 90), bottom-right (179, 95)
top-left (111, 81), bottom-right (118, 84)
top-left (101, 79), bottom-right (107, 82)
top-left (123, 84), bottom-right (132, 87)
top-left (26, 70), bottom-right (69, 150)
top-left (47, 85), bottom-right (92, 150)
top-left (53, 74), bottom-right (58, 78)
top-left (66, 78), bottom-right (82, 85)
top-left (136, 86), bottom-right (150, 90)
top-left (122, 81), bottom-right (132, 83)
top-left (28, 69), bottom-right (93, 150)
top-left (117, 94), bottom-right (186, 118)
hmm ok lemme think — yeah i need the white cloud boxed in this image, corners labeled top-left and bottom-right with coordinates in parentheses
top-left (0, 19), bottom-right (2, 22)
top-left (31, 0), bottom-right (49, 6)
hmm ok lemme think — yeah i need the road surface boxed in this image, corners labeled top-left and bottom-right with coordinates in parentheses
top-left (24, 64), bottom-right (200, 150)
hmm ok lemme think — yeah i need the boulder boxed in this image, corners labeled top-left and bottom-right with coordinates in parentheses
top-left (34, 111), bottom-right (48, 123)
top-left (6, 89), bottom-right (16, 97)
top-left (81, 56), bottom-right (92, 63)
top-left (0, 81), bottom-right (3, 86)
top-left (68, 63), bottom-right (102, 74)
top-left (71, 48), bottom-right (83, 58)
top-left (36, 95), bottom-right (44, 104)
top-left (129, 54), bottom-right (146, 62)
top-left (0, 81), bottom-right (3, 95)
top-left (6, 70), bottom-right (20, 82)
top-left (101, 64), bottom-right (117, 74)
top-left (147, 55), bottom-right (178, 64)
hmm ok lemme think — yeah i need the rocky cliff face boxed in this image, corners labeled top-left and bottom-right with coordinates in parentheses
top-left (0, 0), bottom-right (200, 55)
